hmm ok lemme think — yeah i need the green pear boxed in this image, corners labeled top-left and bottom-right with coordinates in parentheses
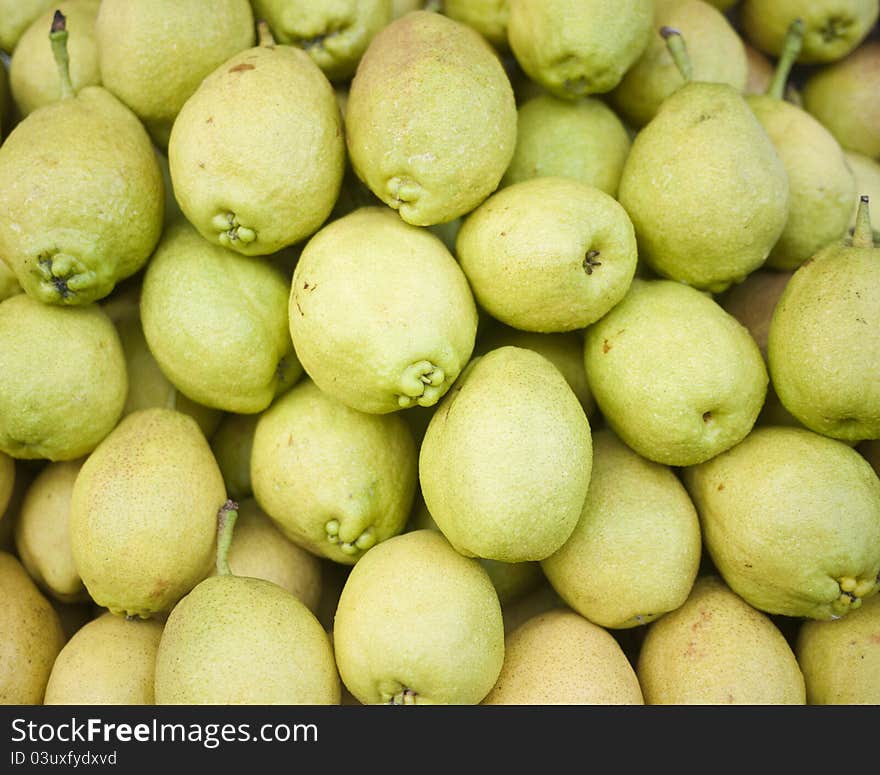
top-left (0, 551), bottom-right (66, 703)
top-left (289, 207), bottom-right (478, 414)
top-left (140, 219), bottom-right (302, 414)
top-left (457, 177), bottom-right (637, 332)
top-left (844, 152), bottom-right (880, 236)
top-left (419, 346), bottom-right (592, 563)
top-left (542, 429), bottom-right (702, 630)
top-left (9, 0), bottom-right (100, 117)
top-left (741, 0), bottom-right (878, 64)
top-left (251, 0), bottom-right (392, 81)
top-left (333, 529), bottom-right (505, 704)
top-left (584, 279), bottom-right (767, 466)
top-left (69, 408), bottom-right (227, 618)
top-left (0, 0), bottom-right (54, 53)
top-left (444, 0), bottom-right (509, 49)
top-left (637, 575), bottom-right (806, 704)
top-left (210, 412), bottom-right (260, 500)
top-left (610, 0), bottom-right (748, 129)
top-left (796, 592), bottom-right (880, 704)
top-left (507, 0), bottom-right (654, 99)
top-left (169, 29), bottom-right (345, 257)
top-left (683, 426), bottom-right (880, 620)
top-left (251, 379), bottom-right (417, 564)
top-left (483, 610), bottom-right (644, 704)
top-left (345, 11), bottom-right (516, 226)
top-left (392, 0), bottom-right (427, 17)
top-left (768, 200), bottom-right (880, 441)
top-left (96, 0), bottom-right (255, 147)
top-left (43, 613), bottom-right (163, 704)
top-left (0, 294), bottom-right (127, 461)
top-left (502, 94), bottom-right (632, 196)
top-left (0, 453), bottom-right (13, 518)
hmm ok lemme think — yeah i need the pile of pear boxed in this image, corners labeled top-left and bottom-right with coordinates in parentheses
top-left (2, 0), bottom-right (880, 707)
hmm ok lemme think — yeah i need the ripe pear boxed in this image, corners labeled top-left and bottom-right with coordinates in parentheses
top-left (69, 408), bottom-right (227, 618)
top-left (845, 152), bottom-right (880, 236)
top-left (169, 30), bottom-right (345, 257)
top-left (741, 0), bottom-right (878, 64)
top-left (0, 294), bottom-right (127, 461)
top-left (797, 592), bottom-right (880, 704)
top-left (210, 412), bottom-right (260, 500)
top-left (96, 0), bottom-right (255, 147)
top-left (0, 551), bottom-right (66, 703)
top-left (14, 459), bottom-right (87, 603)
top-left (507, 0), bottom-right (653, 99)
top-left (637, 576), bottom-right (806, 704)
top-left (684, 426), bottom-right (880, 620)
top-left (345, 11), bottom-right (516, 226)
top-left (289, 207), bottom-right (478, 414)
top-left (0, 0), bottom-right (54, 53)
top-left (456, 177), bottom-right (638, 332)
top-left (0, 14), bottom-right (164, 306)
top-left (140, 219), bottom-right (302, 414)
top-left (502, 94), bottom-right (632, 196)
top-left (610, 0), bottom-right (748, 129)
top-left (251, 379), bottom-right (417, 564)
top-left (483, 610), bottom-right (644, 705)
top-left (43, 613), bottom-right (163, 705)
top-left (584, 279), bottom-right (767, 466)
top-left (445, 0), bottom-right (509, 49)
top-left (768, 199), bottom-right (880, 441)
top-left (0, 453), bottom-right (13, 518)
top-left (419, 346), bottom-right (592, 563)
top-left (333, 529), bottom-right (505, 704)
top-left (542, 429), bottom-right (701, 630)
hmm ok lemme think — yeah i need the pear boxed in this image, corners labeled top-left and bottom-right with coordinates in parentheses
top-left (289, 207), bottom-right (478, 414)
top-left (803, 41), bottom-right (880, 159)
top-left (0, 551), bottom-right (66, 703)
top-left (501, 582), bottom-right (567, 635)
top-left (69, 408), bottom-right (227, 619)
top-left (43, 613), bottom-right (163, 705)
top-left (705, 0), bottom-right (738, 9)
top-left (844, 152), bottom-right (880, 236)
top-left (741, 0), bottom-right (878, 64)
top-left (743, 41), bottom-right (775, 95)
top-left (155, 503), bottom-right (340, 704)
top-left (0, 57), bottom-right (9, 137)
top-left (542, 429), bottom-right (702, 630)
top-left (210, 412), bottom-right (260, 500)
top-left (251, 379), bottom-right (417, 564)
top-left (10, 0), bottom-right (100, 117)
top-left (0, 0), bottom-right (54, 53)
top-left (14, 459), bottom-right (87, 603)
top-left (0, 453), bottom-right (13, 518)
top-left (796, 592), bottom-right (880, 704)
top-left (684, 426), bottom-right (880, 620)
top-left (333, 529), bottom-right (505, 704)
top-left (610, 0), bottom-right (748, 129)
top-left (345, 11), bottom-right (516, 226)
top-left (483, 610), bottom-right (644, 705)
top-left (444, 0), bottom-right (509, 49)
top-left (0, 13), bottom-right (164, 306)
top-left (0, 294), bottom-right (127, 461)
top-left (507, 0), bottom-right (654, 99)
top-left (168, 27), bottom-right (345, 257)
top-left (392, 0), bottom-right (427, 17)
top-left (251, 0), bottom-right (392, 81)
top-left (719, 269), bottom-right (793, 360)
top-left (584, 278), bottom-right (767, 466)
top-left (140, 219), bottom-right (302, 414)
top-left (95, 0), bottom-right (255, 147)
top-left (637, 575), bottom-right (806, 704)
top-left (502, 94), bottom-right (632, 196)
top-left (419, 346), bottom-right (592, 563)
top-left (618, 28), bottom-right (788, 292)
top-left (768, 199), bottom-right (880, 441)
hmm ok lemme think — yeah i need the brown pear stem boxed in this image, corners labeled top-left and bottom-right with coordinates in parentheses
top-left (853, 196), bottom-right (875, 248)
top-left (660, 27), bottom-right (692, 83)
top-left (767, 18), bottom-right (804, 101)
top-left (216, 499), bottom-right (240, 576)
top-left (49, 11), bottom-right (75, 100)
top-left (257, 19), bottom-right (275, 47)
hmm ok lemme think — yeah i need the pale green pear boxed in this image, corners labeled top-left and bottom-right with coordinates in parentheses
top-left (445, 0), bottom-right (509, 49)
top-left (0, 0), bottom-right (55, 53)
top-left (0, 453), bottom-right (13, 518)
top-left (392, 0), bottom-right (426, 17)
top-left (683, 427), bottom-right (880, 620)
top-left (210, 413), bottom-right (260, 500)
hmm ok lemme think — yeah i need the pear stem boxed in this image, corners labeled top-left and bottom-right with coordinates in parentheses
top-left (660, 27), bottom-right (692, 83)
top-left (853, 196), bottom-right (875, 248)
top-left (215, 499), bottom-right (240, 576)
top-left (767, 18), bottom-right (804, 101)
top-left (49, 10), bottom-right (75, 100)
top-left (257, 19), bottom-right (275, 47)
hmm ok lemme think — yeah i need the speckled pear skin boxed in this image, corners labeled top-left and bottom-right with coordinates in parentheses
top-left (345, 11), bottom-right (517, 226)
top-left (154, 575), bottom-right (340, 705)
top-left (419, 346), bottom-right (593, 563)
top-left (482, 609), bottom-right (644, 705)
top-left (583, 279), bottom-right (768, 467)
top-left (636, 575), bottom-right (806, 705)
top-left (332, 530), bottom-right (505, 705)
top-left (618, 82), bottom-right (789, 292)
top-left (43, 613), bottom-right (164, 705)
top-left (0, 0), bottom-right (55, 53)
top-left (69, 408), bottom-right (227, 619)
top-left (0, 85), bottom-right (164, 306)
top-left (683, 427), bottom-right (880, 620)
